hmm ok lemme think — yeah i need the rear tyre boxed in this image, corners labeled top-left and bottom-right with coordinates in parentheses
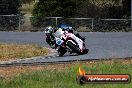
top-left (67, 41), bottom-right (82, 55)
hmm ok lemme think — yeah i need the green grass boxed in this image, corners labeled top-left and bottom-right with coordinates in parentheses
top-left (0, 61), bottom-right (132, 88)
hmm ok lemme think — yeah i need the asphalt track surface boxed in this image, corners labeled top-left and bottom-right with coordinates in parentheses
top-left (0, 32), bottom-right (132, 65)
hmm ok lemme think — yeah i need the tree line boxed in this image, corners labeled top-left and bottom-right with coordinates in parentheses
top-left (32, 0), bottom-right (131, 19)
top-left (0, 0), bottom-right (131, 31)
top-left (0, 0), bottom-right (130, 18)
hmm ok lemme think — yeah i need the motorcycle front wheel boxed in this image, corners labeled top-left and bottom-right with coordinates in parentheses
top-left (66, 41), bottom-right (83, 55)
top-left (57, 46), bottom-right (67, 56)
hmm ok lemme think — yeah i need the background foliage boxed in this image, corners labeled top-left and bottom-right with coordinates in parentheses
top-left (32, 0), bottom-right (131, 18)
top-left (0, 0), bottom-right (131, 31)
top-left (0, 0), bottom-right (21, 31)
top-left (31, 0), bottom-right (131, 32)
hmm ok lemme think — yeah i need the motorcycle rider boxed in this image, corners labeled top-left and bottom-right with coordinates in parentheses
top-left (45, 26), bottom-right (56, 48)
top-left (45, 25), bottom-right (85, 49)
top-left (45, 26), bottom-right (88, 56)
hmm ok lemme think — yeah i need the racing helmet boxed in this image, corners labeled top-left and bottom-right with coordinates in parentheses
top-left (45, 26), bottom-right (54, 36)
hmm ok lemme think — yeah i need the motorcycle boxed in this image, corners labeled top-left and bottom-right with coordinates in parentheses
top-left (54, 29), bottom-right (89, 56)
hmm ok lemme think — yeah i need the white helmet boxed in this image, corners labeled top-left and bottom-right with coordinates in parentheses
top-left (45, 26), bottom-right (54, 35)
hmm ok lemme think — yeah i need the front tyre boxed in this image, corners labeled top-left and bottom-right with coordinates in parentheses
top-left (66, 41), bottom-right (83, 55)
top-left (57, 46), bottom-right (67, 56)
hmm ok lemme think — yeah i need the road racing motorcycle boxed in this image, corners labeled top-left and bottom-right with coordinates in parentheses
top-left (54, 29), bottom-right (89, 56)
